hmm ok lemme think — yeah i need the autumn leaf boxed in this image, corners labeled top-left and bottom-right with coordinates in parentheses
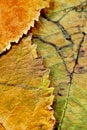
top-left (0, 35), bottom-right (55, 130)
top-left (0, 0), bottom-right (87, 129)
top-left (0, 0), bottom-right (50, 53)
top-left (32, 0), bottom-right (87, 129)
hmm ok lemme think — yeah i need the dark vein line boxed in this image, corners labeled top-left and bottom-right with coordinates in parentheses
top-left (59, 44), bottom-right (73, 50)
top-left (40, 15), bottom-right (75, 76)
top-left (41, 13), bottom-right (75, 60)
top-left (69, 33), bottom-right (86, 84)
top-left (41, 10), bottom-right (86, 82)
top-left (0, 82), bottom-right (42, 90)
top-left (41, 14), bottom-right (71, 40)
top-left (33, 35), bottom-right (70, 75)
top-left (57, 8), bottom-right (74, 22)
top-left (0, 123), bottom-right (6, 130)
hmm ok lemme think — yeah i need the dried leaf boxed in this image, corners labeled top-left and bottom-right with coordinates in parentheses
top-left (0, 35), bottom-right (55, 130)
top-left (32, 0), bottom-right (87, 129)
top-left (0, 0), bottom-right (50, 53)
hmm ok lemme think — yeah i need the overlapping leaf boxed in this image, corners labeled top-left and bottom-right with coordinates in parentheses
top-left (0, 35), bottom-right (55, 130)
top-left (32, 37), bottom-right (70, 129)
top-left (0, 0), bottom-right (50, 53)
top-left (32, 0), bottom-right (87, 129)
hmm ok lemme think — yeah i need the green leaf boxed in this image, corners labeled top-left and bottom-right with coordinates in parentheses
top-left (32, 0), bottom-right (87, 129)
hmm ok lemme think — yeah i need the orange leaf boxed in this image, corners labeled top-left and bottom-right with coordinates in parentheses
top-left (0, 0), bottom-right (50, 53)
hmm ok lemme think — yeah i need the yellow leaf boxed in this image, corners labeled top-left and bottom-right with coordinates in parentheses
top-left (0, 35), bottom-right (55, 130)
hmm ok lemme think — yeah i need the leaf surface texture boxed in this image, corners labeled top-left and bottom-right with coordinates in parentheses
top-left (0, 35), bottom-right (55, 130)
top-left (32, 0), bottom-right (87, 129)
top-left (0, 0), bottom-right (50, 53)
